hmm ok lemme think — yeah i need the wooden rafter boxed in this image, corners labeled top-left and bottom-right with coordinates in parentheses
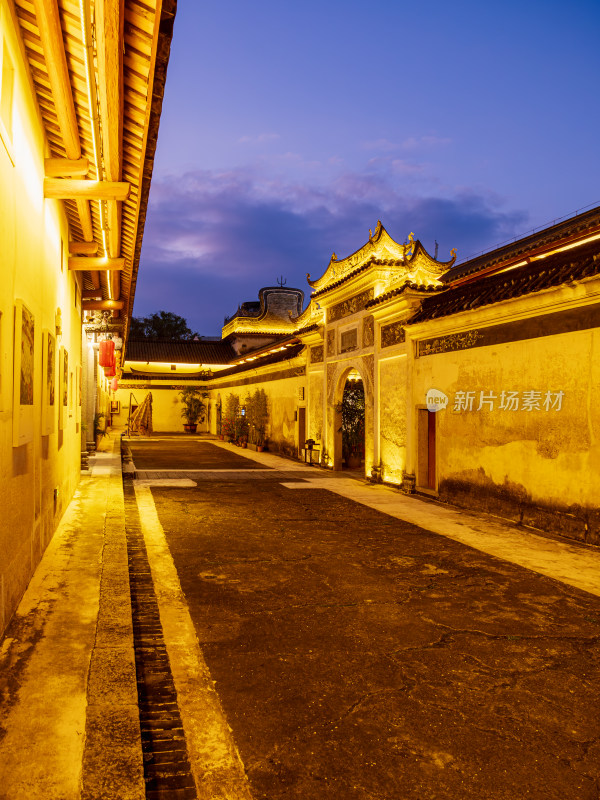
top-left (31, 0), bottom-right (94, 242)
top-left (44, 178), bottom-right (130, 201)
top-left (69, 257), bottom-right (125, 271)
top-left (45, 157), bottom-right (89, 176)
top-left (69, 240), bottom-right (98, 255)
top-left (95, 0), bottom-right (124, 305)
top-left (82, 299), bottom-right (125, 311)
top-left (13, 0), bottom-right (174, 330)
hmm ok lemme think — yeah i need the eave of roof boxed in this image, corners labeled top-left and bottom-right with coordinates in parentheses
top-left (126, 338), bottom-right (236, 364)
top-left (295, 323), bottom-right (319, 335)
top-left (12, 0), bottom-right (177, 352)
top-left (211, 343), bottom-right (304, 378)
top-left (445, 205), bottom-right (600, 284)
top-left (311, 258), bottom-right (403, 299)
top-left (365, 282), bottom-right (441, 309)
top-left (124, 1), bottom-right (177, 348)
top-left (120, 372), bottom-right (209, 382)
top-left (410, 240), bottom-right (600, 324)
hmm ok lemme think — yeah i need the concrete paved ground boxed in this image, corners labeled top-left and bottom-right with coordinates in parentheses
top-left (0, 434), bottom-right (144, 800)
top-left (1, 433), bottom-right (599, 799)
top-left (127, 438), bottom-right (600, 800)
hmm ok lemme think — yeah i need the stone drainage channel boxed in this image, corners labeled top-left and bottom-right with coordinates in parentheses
top-left (122, 474), bottom-right (198, 800)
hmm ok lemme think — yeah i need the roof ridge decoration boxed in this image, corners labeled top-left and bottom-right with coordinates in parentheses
top-left (386, 239), bottom-right (457, 291)
top-left (306, 223), bottom-right (457, 294)
top-left (289, 296), bottom-right (326, 330)
top-left (222, 286), bottom-right (304, 336)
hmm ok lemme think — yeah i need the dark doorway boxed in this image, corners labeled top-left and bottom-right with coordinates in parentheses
top-left (340, 374), bottom-right (365, 470)
top-left (417, 409), bottom-right (436, 490)
top-left (298, 407), bottom-right (306, 458)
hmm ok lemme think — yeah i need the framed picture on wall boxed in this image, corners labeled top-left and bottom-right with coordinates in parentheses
top-left (110, 400), bottom-right (120, 415)
top-left (41, 329), bottom-right (56, 435)
top-left (69, 370), bottom-right (73, 416)
top-left (13, 299), bottom-right (35, 447)
top-left (59, 346), bottom-right (68, 429)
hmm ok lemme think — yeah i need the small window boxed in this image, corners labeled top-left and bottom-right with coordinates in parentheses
top-left (340, 328), bottom-right (358, 353)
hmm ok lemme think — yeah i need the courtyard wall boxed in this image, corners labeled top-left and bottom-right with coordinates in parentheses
top-left (0, 2), bottom-right (82, 636)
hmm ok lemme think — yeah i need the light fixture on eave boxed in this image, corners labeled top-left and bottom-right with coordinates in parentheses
top-left (78, 0), bottom-right (111, 295)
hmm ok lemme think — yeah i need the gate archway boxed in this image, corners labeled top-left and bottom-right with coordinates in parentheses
top-left (328, 363), bottom-right (371, 472)
top-left (336, 370), bottom-right (365, 470)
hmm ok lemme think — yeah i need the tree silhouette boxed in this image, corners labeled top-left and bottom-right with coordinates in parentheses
top-left (129, 311), bottom-right (199, 340)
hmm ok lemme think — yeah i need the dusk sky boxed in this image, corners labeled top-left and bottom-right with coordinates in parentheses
top-left (134, 0), bottom-right (600, 336)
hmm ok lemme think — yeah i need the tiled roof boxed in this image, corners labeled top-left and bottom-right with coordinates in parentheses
top-left (119, 372), bottom-right (211, 382)
top-left (444, 205), bottom-right (600, 283)
top-left (365, 282), bottom-right (441, 309)
top-left (120, 344), bottom-right (304, 382)
top-left (410, 240), bottom-right (600, 324)
top-left (311, 259), bottom-right (402, 299)
top-left (295, 323), bottom-right (319, 335)
top-left (209, 344), bottom-right (305, 378)
top-left (126, 339), bottom-right (236, 364)
top-left (226, 332), bottom-right (292, 339)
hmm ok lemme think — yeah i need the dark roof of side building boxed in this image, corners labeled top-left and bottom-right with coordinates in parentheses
top-left (444, 205), bottom-right (600, 283)
top-left (410, 239), bottom-right (600, 324)
top-left (126, 339), bottom-right (236, 364)
top-left (121, 343), bottom-right (304, 381)
top-left (212, 344), bottom-right (305, 378)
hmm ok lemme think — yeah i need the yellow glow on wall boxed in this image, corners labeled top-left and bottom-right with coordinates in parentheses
top-left (125, 360), bottom-right (231, 375)
top-left (222, 317), bottom-right (297, 336)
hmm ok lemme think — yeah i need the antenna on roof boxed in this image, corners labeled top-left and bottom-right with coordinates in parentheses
top-left (277, 275), bottom-right (287, 287)
top-left (434, 240), bottom-right (439, 259)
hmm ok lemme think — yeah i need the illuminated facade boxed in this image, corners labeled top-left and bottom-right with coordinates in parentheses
top-left (0, 0), bottom-right (175, 638)
top-left (118, 210), bottom-right (600, 546)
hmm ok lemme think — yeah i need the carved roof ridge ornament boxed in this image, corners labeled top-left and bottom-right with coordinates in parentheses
top-left (307, 221), bottom-right (405, 290)
top-left (290, 297), bottom-right (325, 329)
top-left (386, 240), bottom-right (458, 290)
top-left (306, 224), bottom-right (456, 293)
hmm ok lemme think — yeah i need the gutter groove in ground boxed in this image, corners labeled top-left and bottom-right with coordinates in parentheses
top-left (122, 475), bottom-right (198, 800)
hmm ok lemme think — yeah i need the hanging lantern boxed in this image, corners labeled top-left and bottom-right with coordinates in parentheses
top-left (104, 363), bottom-right (116, 378)
top-left (111, 377), bottom-right (119, 392)
top-left (99, 338), bottom-right (115, 368)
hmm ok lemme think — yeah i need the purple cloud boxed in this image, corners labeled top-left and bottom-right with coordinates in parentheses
top-left (136, 167), bottom-right (528, 335)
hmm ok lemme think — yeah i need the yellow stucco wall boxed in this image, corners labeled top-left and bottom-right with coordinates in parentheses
top-left (379, 355), bottom-right (408, 484)
top-left (115, 366), bottom-right (305, 452)
top-left (209, 371), bottom-right (303, 453)
top-left (112, 383), bottom-right (211, 433)
top-left (307, 370), bottom-right (323, 443)
top-left (0, 2), bottom-right (82, 635)
top-left (412, 328), bottom-right (600, 510)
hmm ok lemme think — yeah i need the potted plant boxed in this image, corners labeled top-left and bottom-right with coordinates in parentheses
top-left (245, 389), bottom-right (269, 451)
top-left (253, 388), bottom-right (268, 451)
top-left (223, 394), bottom-right (240, 442)
top-left (94, 412), bottom-right (108, 451)
top-left (179, 388), bottom-right (206, 433)
top-left (221, 416), bottom-right (234, 442)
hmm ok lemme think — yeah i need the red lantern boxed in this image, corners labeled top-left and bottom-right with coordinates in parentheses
top-left (99, 338), bottom-right (115, 368)
top-left (111, 377), bottom-right (119, 392)
top-left (104, 363), bottom-right (116, 378)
